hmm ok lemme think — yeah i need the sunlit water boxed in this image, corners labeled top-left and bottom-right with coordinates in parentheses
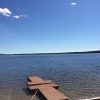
top-left (0, 54), bottom-right (100, 100)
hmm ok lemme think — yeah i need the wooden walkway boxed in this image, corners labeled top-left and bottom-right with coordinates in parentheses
top-left (27, 76), bottom-right (68, 100)
top-left (80, 97), bottom-right (100, 100)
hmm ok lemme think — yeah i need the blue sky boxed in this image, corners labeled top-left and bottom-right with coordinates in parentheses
top-left (0, 0), bottom-right (100, 54)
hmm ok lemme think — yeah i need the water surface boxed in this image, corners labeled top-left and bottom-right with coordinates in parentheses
top-left (0, 54), bottom-right (100, 100)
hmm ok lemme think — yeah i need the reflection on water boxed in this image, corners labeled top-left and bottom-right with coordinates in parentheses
top-left (0, 54), bottom-right (100, 100)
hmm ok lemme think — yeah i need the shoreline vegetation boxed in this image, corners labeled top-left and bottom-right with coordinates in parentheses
top-left (0, 50), bottom-right (100, 55)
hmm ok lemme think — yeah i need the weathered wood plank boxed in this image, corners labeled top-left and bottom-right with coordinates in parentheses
top-left (27, 80), bottom-right (52, 86)
top-left (28, 76), bottom-right (44, 82)
top-left (28, 83), bottom-right (58, 90)
top-left (80, 97), bottom-right (100, 100)
top-left (39, 86), bottom-right (68, 100)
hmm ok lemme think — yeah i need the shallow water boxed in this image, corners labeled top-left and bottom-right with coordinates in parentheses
top-left (0, 54), bottom-right (100, 100)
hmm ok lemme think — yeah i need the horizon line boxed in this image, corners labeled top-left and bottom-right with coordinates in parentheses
top-left (0, 50), bottom-right (100, 55)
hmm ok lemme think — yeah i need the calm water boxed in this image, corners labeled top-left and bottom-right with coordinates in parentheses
top-left (0, 54), bottom-right (100, 100)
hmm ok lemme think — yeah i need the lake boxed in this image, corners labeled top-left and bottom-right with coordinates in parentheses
top-left (0, 54), bottom-right (100, 100)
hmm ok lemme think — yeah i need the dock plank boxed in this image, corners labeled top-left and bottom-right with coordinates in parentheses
top-left (28, 76), bottom-right (44, 82)
top-left (28, 83), bottom-right (58, 90)
top-left (27, 80), bottom-right (52, 86)
top-left (80, 97), bottom-right (100, 100)
top-left (39, 86), bottom-right (68, 100)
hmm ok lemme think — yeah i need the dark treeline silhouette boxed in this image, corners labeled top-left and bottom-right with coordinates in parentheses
top-left (0, 50), bottom-right (100, 55)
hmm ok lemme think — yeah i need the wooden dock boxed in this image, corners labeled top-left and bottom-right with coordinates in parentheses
top-left (27, 76), bottom-right (68, 100)
top-left (80, 97), bottom-right (100, 100)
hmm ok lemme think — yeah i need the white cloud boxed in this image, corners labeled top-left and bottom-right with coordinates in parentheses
top-left (13, 15), bottom-right (20, 19)
top-left (71, 2), bottom-right (76, 5)
top-left (18, 7), bottom-right (25, 11)
top-left (0, 8), bottom-right (28, 19)
top-left (20, 14), bottom-right (28, 17)
top-left (13, 14), bottom-right (28, 19)
top-left (0, 8), bottom-right (12, 17)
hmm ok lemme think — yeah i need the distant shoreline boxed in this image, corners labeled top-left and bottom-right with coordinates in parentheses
top-left (0, 50), bottom-right (100, 55)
